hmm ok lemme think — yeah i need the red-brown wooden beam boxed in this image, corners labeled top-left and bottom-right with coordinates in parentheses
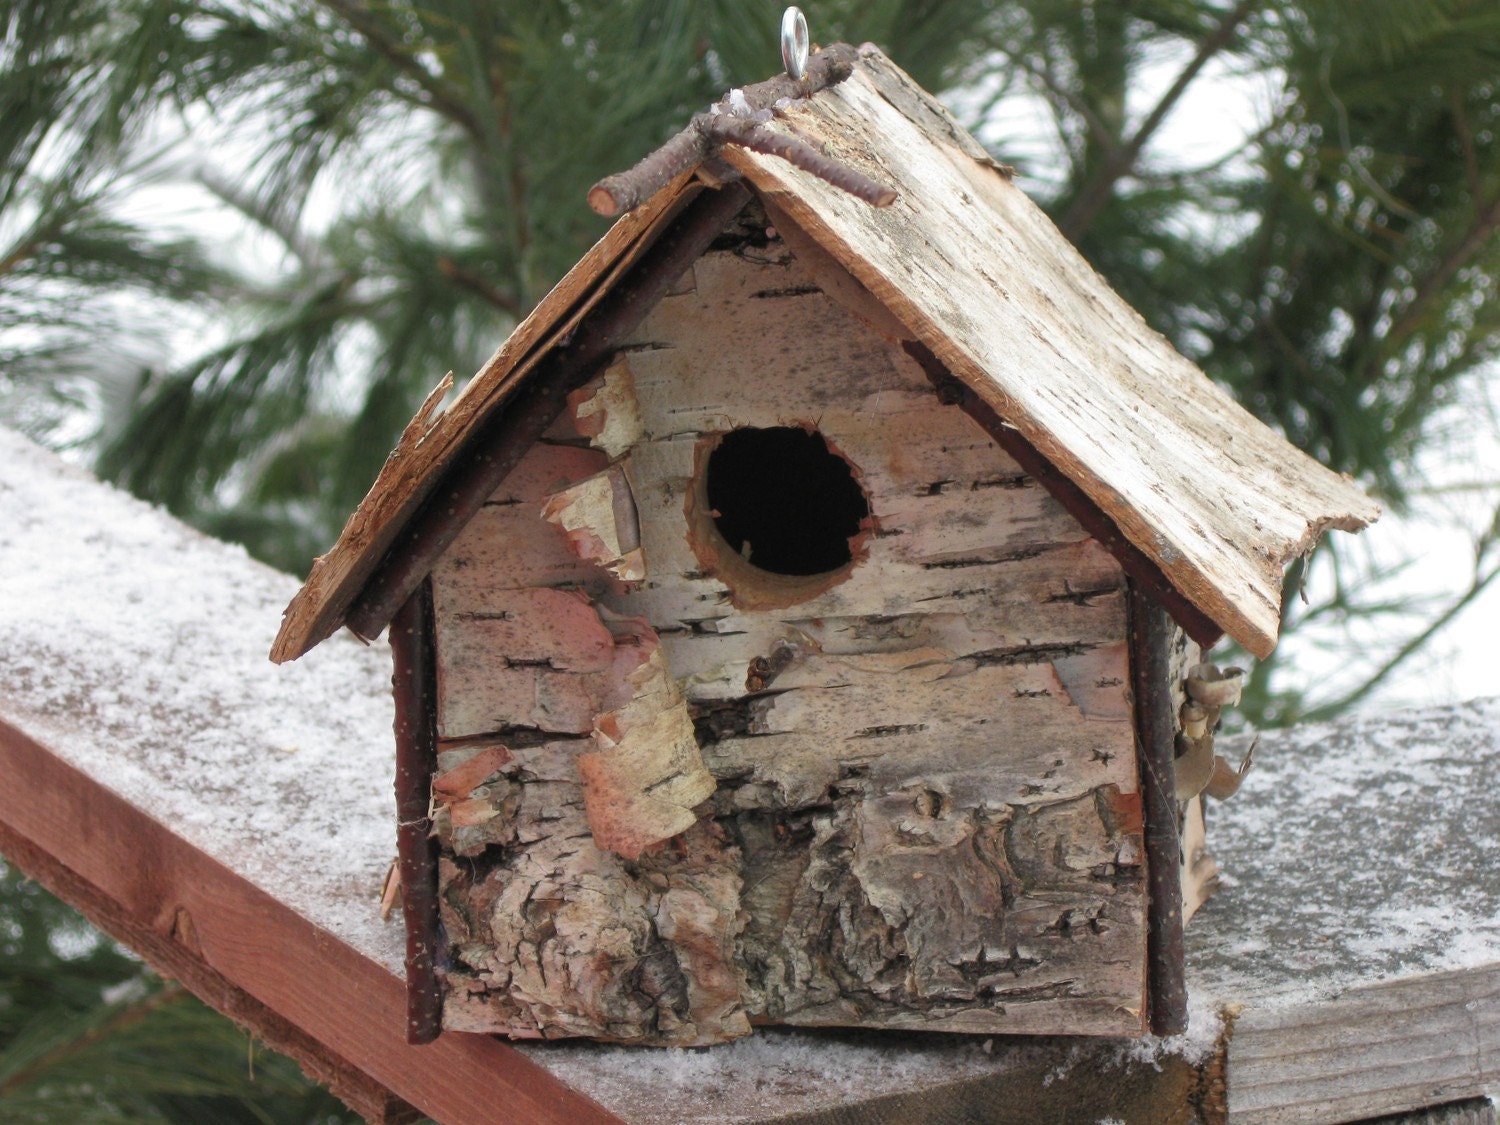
top-left (0, 718), bottom-right (624, 1125)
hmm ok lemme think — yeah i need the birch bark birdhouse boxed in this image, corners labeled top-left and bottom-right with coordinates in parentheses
top-left (271, 43), bottom-right (1378, 1048)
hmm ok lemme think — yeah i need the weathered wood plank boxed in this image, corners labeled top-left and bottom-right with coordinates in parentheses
top-left (12, 425), bottom-right (1499, 1123)
top-left (1188, 699), bottom-right (1500, 1125)
top-left (1227, 966), bottom-right (1500, 1124)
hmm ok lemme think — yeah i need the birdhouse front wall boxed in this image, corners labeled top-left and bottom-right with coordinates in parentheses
top-left (427, 211), bottom-right (1148, 1045)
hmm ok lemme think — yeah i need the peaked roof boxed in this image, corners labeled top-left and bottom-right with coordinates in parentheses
top-left (274, 46), bottom-right (1377, 664)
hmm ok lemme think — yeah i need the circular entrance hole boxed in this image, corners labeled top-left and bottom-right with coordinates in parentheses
top-left (705, 427), bottom-right (870, 577)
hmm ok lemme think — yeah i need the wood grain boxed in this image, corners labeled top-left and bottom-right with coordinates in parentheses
top-left (275, 47), bottom-right (1374, 670)
top-left (1228, 966), bottom-right (1500, 1124)
top-left (423, 230), bottom-right (1149, 1041)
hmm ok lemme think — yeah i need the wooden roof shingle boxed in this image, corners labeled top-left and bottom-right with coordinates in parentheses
top-left (273, 46), bottom-right (1377, 664)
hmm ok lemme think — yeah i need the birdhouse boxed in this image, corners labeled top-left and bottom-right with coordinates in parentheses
top-left (271, 41), bottom-right (1377, 1049)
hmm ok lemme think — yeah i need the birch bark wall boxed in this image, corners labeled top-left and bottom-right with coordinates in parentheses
top-left (427, 208), bottom-right (1150, 1045)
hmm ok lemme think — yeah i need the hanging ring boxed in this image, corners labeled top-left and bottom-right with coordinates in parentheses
top-left (781, 7), bottom-right (809, 81)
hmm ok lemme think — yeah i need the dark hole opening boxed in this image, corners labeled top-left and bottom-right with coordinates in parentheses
top-left (706, 427), bottom-right (870, 576)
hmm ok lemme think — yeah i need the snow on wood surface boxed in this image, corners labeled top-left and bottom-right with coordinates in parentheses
top-left (0, 428), bottom-right (402, 972)
top-left (1187, 697), bottom-right (1500, 1004)
top-left (1190, 701), bottom-right (1500, 1123)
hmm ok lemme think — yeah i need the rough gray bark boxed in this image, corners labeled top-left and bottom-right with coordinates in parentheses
top-left (426, 218), bottom-right (1150, 1042)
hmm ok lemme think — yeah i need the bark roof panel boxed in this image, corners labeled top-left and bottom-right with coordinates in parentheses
top-left (272, 49), bottom-right (1377, 663)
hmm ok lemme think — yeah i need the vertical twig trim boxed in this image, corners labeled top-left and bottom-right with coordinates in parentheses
top-left (391, 580), bottom-right (442, 1046)
top-left (1129, 583), bottom-right (1189, 1037)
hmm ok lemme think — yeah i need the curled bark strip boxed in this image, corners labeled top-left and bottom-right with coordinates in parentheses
top-left (541, 465), bottom-right (645, 581)
top-left (707, 116), bottom-right (898, 208)
top-left (578, 640), bottom-right (716, 859)
top-left (1175, 661), bottom-right (1251, 801)
top-left (588, 43), bottom-right (860, 216)
top-left (1204, 737), bottom-right (1257, 801)
top-left (1185, 661), bottom-right (1244, 707)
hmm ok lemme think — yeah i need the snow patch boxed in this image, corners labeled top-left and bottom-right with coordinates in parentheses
top-left (0, 428), bottom-right (402, 970)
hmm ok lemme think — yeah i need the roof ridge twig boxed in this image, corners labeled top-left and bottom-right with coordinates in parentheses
top-left (587, 43), bottom-right (892, 217)
top-left (704, 115), bottom-right (896, 208)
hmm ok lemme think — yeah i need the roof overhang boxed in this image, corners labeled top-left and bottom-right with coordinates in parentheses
top-left (273, 47), bottom-right (1378, 664)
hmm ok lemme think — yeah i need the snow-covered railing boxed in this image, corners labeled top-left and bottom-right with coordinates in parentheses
top-left (1, 427), bottom-right (1495, 1124)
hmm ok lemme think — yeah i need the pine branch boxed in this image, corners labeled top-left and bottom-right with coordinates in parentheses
top-left (314, 0), bottom-right (485, 141)
top-left (1059, 0), bottom-right (1261, 239)
top-left (197, 170), bottom-right (320, 269)
top-left (0, 982), bottom-right (187, 1099)
top-left (1449, 88), bottom-right (1482, 204)
top-left (436, 257), bottom-right (520, 315)
top-left (1009, 52), bottom-right (1120, 159)
top-left (1386, 194), bottom-right (1500, 345)
top-left (1302, 552), bottom-right (1500, 722)
top-left (0, 239), bottom-right (44, 280)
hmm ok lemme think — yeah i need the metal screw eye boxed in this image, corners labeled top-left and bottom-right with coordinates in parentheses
top-left (781, 7), bottom-right (809, 81)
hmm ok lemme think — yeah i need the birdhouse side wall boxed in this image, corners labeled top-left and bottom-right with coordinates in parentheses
top-left (423, 218), bottom-right (1150, 1043)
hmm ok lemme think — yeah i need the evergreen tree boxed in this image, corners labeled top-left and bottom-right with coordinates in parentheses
top-left (3, 0), bottom-right (1498, 1115)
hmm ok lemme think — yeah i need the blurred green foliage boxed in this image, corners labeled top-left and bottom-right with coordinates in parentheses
top-left (3, 1), bottom-right (1498, 1114)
